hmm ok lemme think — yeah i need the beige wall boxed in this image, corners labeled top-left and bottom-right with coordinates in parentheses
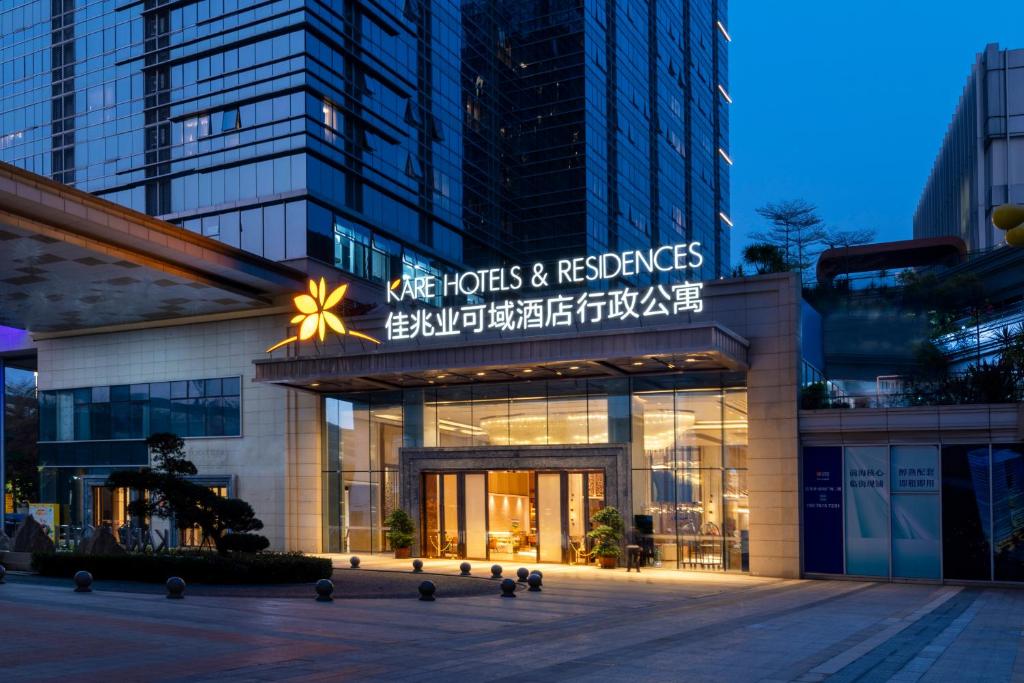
top-left (701, 273), bottom-right (803, 578)
top-left (35, 314), bottom-right (322, 552)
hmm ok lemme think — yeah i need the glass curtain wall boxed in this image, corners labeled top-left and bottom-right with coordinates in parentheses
top-left (323, 393), bottom-right (403, 553)
top-left (631, 377), bottom-right (748, 571)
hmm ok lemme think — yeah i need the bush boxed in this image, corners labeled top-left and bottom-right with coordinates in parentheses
top-left (587, 506), bottom-right (624, 558)
top-left (220, 532), bottom-right (271, 554)
top-left (31, 551), bottom-right (332, 584)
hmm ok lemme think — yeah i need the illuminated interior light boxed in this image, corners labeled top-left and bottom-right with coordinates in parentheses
top-left (569, 366), bottom-right (580, 370)
top-left (522, 368), bottom-right (533, 373)
top-left (717, 84), bottom-right (732, 104)
top-left (309, 383), bottom-right (320, 387)
top-left (716, 20), bottom-right (731, 42)
top-left (475, 371), bottom-right (486, 376)
top-left (632, 361), bottom-right (644, 366)
top-left (719, 212), bottom-right (734, 228)
top-left (718, 148), bottom-right (733, 165)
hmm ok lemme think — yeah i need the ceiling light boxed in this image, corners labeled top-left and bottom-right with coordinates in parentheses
top-left (476, 371), bottom-right (485, 376)
top-left (309, 383), bottom-right (320, 387)
top-left (632, 361), bottom-right (644, 366)
top-left (685, 358), bottom-right (697, 363)
top-left (522, 368), bottom-right (533, 374)
top-left (569, 366), bottom-right (579, 370)
top-left (437, 374), bottom-right (447, 379)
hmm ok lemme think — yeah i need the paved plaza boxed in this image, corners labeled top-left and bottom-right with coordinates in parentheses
top-left (2, 560), bottom-right (1023, 682)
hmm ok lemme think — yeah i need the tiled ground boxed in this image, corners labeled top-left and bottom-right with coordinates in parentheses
top-left (2, 564), bottom-right (1022, 682)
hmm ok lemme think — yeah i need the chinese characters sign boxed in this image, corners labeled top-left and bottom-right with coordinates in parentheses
top-left (385, 243), bottom-right (705, 341)
top-left (803, 447), bottom-right (843, 574)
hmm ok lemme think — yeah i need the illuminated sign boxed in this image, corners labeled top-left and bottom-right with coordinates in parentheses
top-left (266, 277), bottom-right (380, 352)
top-left (385, 243), bottom-right (705, 341)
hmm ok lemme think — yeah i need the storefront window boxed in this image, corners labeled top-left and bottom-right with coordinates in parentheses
top-left (323, 393), bottom-right (403, 553)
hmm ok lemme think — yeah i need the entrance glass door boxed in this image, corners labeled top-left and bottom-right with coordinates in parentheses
top-left (422, 469), bottom-right (605, 564)
top-left (537, 473), bottom-right (564, 562)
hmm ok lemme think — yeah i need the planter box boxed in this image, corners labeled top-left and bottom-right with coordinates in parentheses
top-left (0, 551), bottom-right (32, 571)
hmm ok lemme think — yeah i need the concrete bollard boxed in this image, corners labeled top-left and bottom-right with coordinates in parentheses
top-left (459, 561), bottom-right (471, 576)
top-left (315, 578), bottom-right (335, 602)
top-left (349, 556), bottom-right (360, 569)
top-left (500, 578), bottom-right (517, 598)
top-left (531, 570), bottom-right (543, 586)
top-left (418, 580), bottom-right (436, 601)
top-left (73, 570), bottom-right (93, 593)
top-left (165, 576), bottom-right (186, 600)
top-left (527, 572), bottom-right (542, 592)
top-left (412, 559), bottom-right (424, 573)
top-left (516, 567), bottom-right (530, 583)
top-left (490, 564), bottom-right (503, 579)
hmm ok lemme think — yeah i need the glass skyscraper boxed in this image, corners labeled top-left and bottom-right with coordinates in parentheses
top-left (0, 0), bottom-right (730, 283)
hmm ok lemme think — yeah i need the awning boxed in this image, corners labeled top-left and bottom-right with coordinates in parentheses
top-left (0, 162), bottom-right (306, 333)
top-left (253, 322), bottom-right (749, 392)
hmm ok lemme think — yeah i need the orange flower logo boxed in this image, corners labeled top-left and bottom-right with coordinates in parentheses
top-left (266, 277), bottom-right (380, 352)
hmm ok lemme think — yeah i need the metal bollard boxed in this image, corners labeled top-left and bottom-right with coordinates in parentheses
top-left (527, 572), bottom-right (542, 592)
top-left (490, 564), bottom-right (503, 579)
top-left (73, 570), bottom-right (93, 593)
top-left (459, 561), bottom-right (471, 576)
top-left (349, 556), bottom-right (361, 569)
top-left (165, 576), bottom-right (186, 600)
top-left (315, 578), bottom-right (334, 602)
top-left (418, 580), bottom-right (436, 601)
top-left (500, 578), bottom-right (517, 598)
top-left (412, 559), bottom-right (424, 573)
top-left (516, 567), bottom-right (530, 583)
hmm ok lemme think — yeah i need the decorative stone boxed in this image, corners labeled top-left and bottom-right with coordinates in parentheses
top-left (349, 556), bottom-right (360, 569)
top-left (500, 578), bottom-right (517, 598)
top-left (418, 580), bottom-right (436, 601)
top-left (165, 576), bottom-right (186, 600)
top-left (79, 526), bottom-right (126, 555)
top-left (516, 567), bottom-right (530, 583)
top-left (0, 564), bottom-right (6, 583)
top-left (315, 579), bottom-right (334, 602)
top-left (459, 561), bottom-right (471, 576)
top-left (490, 564), bottom-right (502, 579)
top-left (73, 570), bottom-right (93, 593)
top-left (12, 515), bottom-right (54, 554)
top-left (412, 559), bottom-right (423, 573)
top-left (527, 572), bottom-right (542, 592)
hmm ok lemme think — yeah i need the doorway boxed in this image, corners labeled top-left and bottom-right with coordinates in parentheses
top-left (421, 469), bottom-right (605, 563)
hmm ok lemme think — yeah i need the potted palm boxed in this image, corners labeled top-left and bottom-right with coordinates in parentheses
top-left (384, 509), bottom-right (415, 559)
top-left (587, 506), bottom-right (624, 569)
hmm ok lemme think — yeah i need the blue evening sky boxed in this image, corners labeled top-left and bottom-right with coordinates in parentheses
top-left (728, 0), bottom-right (1024, 266)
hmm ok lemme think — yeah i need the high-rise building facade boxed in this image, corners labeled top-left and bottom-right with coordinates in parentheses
top-left (0, 0), bottom-right (731, 284)
top-left (914, 43), bottom-right (1024, 252)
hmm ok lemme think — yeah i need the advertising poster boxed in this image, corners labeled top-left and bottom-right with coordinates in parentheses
top-left (802, 446), bottom-right (844, 574)
top-left (28, 503), bottom-right (58, 542)
top-left (844, 446), bottom-right (890, 577)
top-left (890, 446), bottom-right (940, 579)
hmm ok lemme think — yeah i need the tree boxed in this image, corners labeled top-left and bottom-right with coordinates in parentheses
top-left (822, 228), bottom-right (876, 250)
top-left (750, 200), bottom-right (828, 281)
top-left (107, 433), bottom-right (269, 555)
top-left (742, 243), bottom-right (787, 275)
top-left (4, 371), bottom-right (38, 506)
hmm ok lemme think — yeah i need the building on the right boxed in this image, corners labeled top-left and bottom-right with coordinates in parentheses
top-left (913, 43), bottom-right (1024, 252)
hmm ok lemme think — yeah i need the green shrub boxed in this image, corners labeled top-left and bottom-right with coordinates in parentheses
top-left (587, 506), bottom-right (624, 558)
top-left (31, 551), bottom-right (332, 584)
top-left (384, 509), bottom-right (415, 549)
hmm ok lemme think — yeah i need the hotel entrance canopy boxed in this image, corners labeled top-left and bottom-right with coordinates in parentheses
top-left (253, 322), bottom-right (749, 392)
top-left (0, 162), bottom-right (306, 334)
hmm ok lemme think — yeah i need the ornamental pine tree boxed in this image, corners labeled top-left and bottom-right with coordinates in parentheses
top-left (107, 433), bottom-right (269, 555)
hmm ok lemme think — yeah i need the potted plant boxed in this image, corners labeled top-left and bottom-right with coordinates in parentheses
top-left (384, 509), bottom-right (415, 559)
top-left (587, 506), bottom-right (624, 569)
